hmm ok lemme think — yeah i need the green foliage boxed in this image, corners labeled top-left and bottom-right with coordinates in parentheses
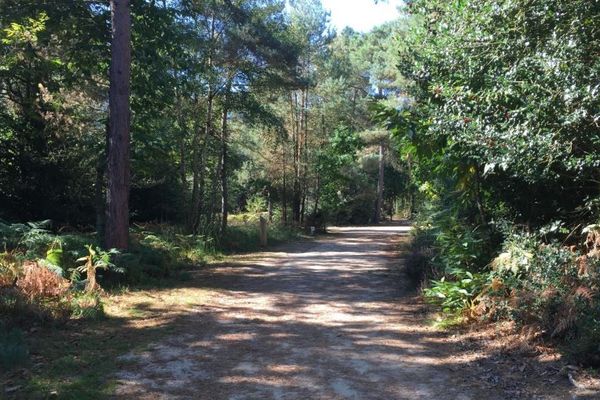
top-left (246, 194), bottom-right (268, 216)
top-left (424, 269), bottom-right (488, 314)
top-left (485, 230), bottom-right (600, 364)
top-left (220, 222), bottom-right (301, 253)
top-left (316, 127), bottom-right (376, 224)
top-left (389, 0), bottom-right (600, 365)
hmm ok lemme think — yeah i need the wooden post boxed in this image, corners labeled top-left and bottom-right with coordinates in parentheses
top-left (259, 216), bottom-right (268, 247)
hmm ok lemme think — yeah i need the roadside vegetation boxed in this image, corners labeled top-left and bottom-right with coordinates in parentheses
top-left (376, 0), bottom-right (600, 366)
top-left (0, 215), bottom-right (301, 397)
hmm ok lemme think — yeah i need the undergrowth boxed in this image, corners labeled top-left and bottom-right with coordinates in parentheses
top-left (412, 213), bottom-right (600, 366)
top-left (0, 217), bottom-right (301, 374)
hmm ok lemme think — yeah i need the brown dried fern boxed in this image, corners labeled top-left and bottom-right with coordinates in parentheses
top-left (16, 261), bottom-right (70, 299)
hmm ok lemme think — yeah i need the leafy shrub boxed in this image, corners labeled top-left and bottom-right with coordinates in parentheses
top-left (0, 286), bottom-right (71, 326)
top-left (0, 288), bottom-right (31, 326)
top-left (246, 194), bottom-right (267, 216)
top-left (424, 268), bottom-right (488, 314)
top-left (74, 246), bottom-right (121, 292)
top-left (407, 196), bottom-right (497, 284)
top-left (221, 223), bottom-right (300, 253)
top-left (106, 226), bottom-right (212, 284)
top-left (476, 229), bottom-right (600, 365)
top-left (331, 192), bottom-right (376, 225)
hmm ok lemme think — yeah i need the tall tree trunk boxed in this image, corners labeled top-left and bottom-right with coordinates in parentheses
top-left (176, 97), bottom-right (186, 188)
top-left (267, 189), bottom-right (273, 222)
top-left (374, 143), bottom-right (385, 224)
top-left (220, 82), bottom-right (231, 234)
top-left (300, 86), bottom-right (309, 223)
top-left (313, 174), bottom-right (320, 216)
top-left (179, 134), bottom-right (186, 187)
top-left (189, 102), bottom-right (202, 233)
top-left (191, 91), bottom-right (212, 234)
top-left (105, 0), bottom-right (131, 250)
top-left (291, 91), bottom-right (301, 223)
top-left (282, 141), bottom-right (288, 224)
top-left (95, 158), bottom-right (106, 244)
top-left (191, 11), bottom-right (215, 234)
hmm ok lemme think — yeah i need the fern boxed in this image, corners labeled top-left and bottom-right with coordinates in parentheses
top-left (75, 246), bottom-right (122, 292)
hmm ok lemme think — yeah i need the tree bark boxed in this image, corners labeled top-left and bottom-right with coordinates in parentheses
top-left (190, 11), bottom-right (215, 234)
top-left (291, 91), bottom-right (301, 224)
top-left (267, 189), bottom-right (273, 222)
top-left (105, 0), bottom-right (131, 250)
top-left (189, 103), bottom-right (202, 232)
top-left (313, 173), bottom-right (320, 216)
top-left (282, 141), bottom-right (288, 224)
top-left (374, 143), bottom-right (385, 224)
top-left (300, 87), bottom-right (308, 224)
top-left (220, 82), bottom-right (231, 234)
top-left (191, 91), bottom-right (212, 234)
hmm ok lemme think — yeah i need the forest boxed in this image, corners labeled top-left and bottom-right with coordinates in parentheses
top-left (1, 0), bottom-right (600, 397)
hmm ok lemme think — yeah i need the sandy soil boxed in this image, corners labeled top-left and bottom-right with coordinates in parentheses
top-left (113, 225), bottom-right (588, 400)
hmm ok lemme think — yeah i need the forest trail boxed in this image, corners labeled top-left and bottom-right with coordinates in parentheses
top-left (114, 225), bottom-right (572, 400)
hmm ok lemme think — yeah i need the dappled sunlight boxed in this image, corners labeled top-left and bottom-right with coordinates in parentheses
top-left (114, 225), bottom-right (569, 399)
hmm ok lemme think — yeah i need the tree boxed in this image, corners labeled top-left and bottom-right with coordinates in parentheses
top-left (105, 0), bottom-right (131, 249)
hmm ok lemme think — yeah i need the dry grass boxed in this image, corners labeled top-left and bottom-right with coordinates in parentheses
top-left (2, 272), bottom-right (218, 400)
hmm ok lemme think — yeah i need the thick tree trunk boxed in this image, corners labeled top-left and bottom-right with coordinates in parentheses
top-left (95, 126), bottom-right (108, 245)
top-left (105, 0), bottom-right (131, 250)
top-left (374, 143), bottom-right (385, 224)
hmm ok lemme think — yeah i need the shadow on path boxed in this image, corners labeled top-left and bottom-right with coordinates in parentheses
top-left (113, 225), bottom-right (575, 400)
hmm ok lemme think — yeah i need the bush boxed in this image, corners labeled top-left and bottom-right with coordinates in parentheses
top-left (246, 194), bottom-right (267, 215)
top-left (331, 192), bottom-right (375, 225)
top-left (414, 208), bottom-right (600, 366)
top-left (221, 223), bottom-right (300, 253)
top-left (478, 229), bottom-right (600, 365)
top-left (405, 226), bottom-right (437, 284)
top-left (424, 268), bottom-right (488, 315)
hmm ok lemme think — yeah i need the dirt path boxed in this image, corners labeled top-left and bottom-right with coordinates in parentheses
top-left (114, 225), bottom-right (576, 400)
